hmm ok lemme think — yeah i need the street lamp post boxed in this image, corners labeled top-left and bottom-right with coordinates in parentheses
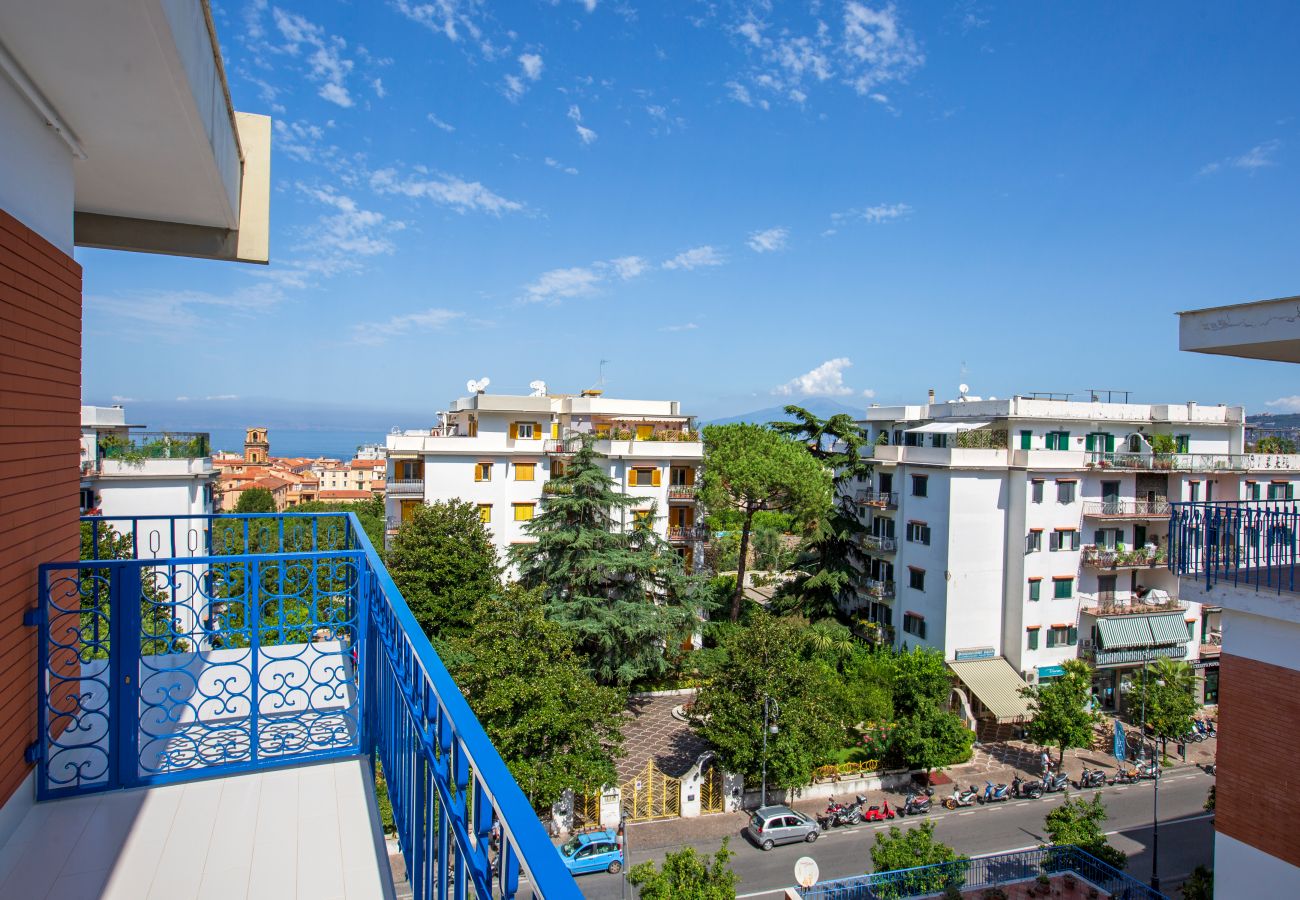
top-left (760, 696), bottom-right (780, 808)
top-left (1136, 652), bottom-right (1161, 892)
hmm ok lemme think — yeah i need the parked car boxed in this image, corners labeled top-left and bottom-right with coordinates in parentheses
top-left (557, 829), bottom-right (624, 875)
top-left (745, 805), bottom-right (820, 851)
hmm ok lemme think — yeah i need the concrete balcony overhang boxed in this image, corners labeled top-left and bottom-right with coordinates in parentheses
top-left (0, 0), bottom-right (269, 263)
top-left (1178, 295), bottom-right (1300, 363)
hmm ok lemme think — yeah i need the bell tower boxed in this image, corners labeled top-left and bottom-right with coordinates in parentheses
top-left (244, 427), bottom-right (270, 464)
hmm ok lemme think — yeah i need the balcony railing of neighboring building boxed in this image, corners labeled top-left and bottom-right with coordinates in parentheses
top-left (1082, 499), bottom-right (1172, 518)
top-left (860, 534), bottom-right (898, 553)
top-left (798, 845), bottom-right (1167, 900)
top-left (667, 484), bottom-right (697, 501)
top-left (96, 431), bottom-right (211, 463)
top-left (386, 478), bottom-right (425, 496)
top-left (667, 525), bottom-right (709, 542)
top-left (1082, 643), bottom-right (1189, 667)
top-left (1169, 499), bottom-right (1300, 594)
top-left (1080, 545), bottom-right (1167, 569)
top-left (1087, 450), bottom-right (1300, 472)
top-left (858, 578), bottom-right (895, 599)
top-left (856, 490), bottom-right (898, 509)
top-left (1080, 596), bottom-right (1188, 616)
top-left (57, 513), bottom-right (580, 899)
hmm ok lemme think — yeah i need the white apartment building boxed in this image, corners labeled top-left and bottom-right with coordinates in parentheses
top-left (385, 387), bottom-right (704, 567)
top-left (847, 391), bottom-right (1300, 724)
top-left (312, 458), bottom-right (386, 493)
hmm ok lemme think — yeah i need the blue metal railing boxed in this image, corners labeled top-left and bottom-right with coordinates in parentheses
top-left (799, 845), bottom-right (1166, 899)
top-left (45, 513), bottom-right (580, 900)
top-left (1169, 500), bottom-right (1300, 594)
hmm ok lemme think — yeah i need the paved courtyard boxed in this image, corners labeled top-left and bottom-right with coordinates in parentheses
top-left (618, 693), bottom-right (709, 781)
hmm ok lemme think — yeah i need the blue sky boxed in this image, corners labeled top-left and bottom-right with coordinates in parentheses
top-left (81, 1), bottom-right (1300, 422)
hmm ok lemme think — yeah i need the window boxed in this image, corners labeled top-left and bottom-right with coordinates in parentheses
top-left (1176, 434), bottom-right (1190, 454)
top-left (911, 475), bottom-right (928, 497)
top-left (474, 462), bottom-right (493, 482)
top-left (1188, 481), bottom-right (1200, 502)
top-left (1049, 529), bottom-right (1080, 552)
top-left (1085, 432), bottom-right (1116, 453)
top-left (1045, 625), bottom-right (1078, 648)
top-left (1027, 627), bottom-right (1040, 650)
top-left (670, 467), bottom-right (692, 486)
top-left (1028, 578), bottom-right (1041, 601)
top-left (478, 504), bottom-right (492, 523)
top-left (79, 488), bottom-right (96, 512)
top-left (1093, 528), bottom-right (1122, 550)
top-left (512, 503), bottom-right (535, 521)
top-left (1246, 481), bottom-right (1259, 500)
top-left (906, 521), bottom-right (931, 545)
top-left (1056, 480), bottom-right (1076, 503)
top-left (633, 509), bottom-right (652, 528)
top-left (1031, 480), bottom-right (1044, 504)
top-left (551, 460), bottom-right (567, 478)
top-left (1186, 619), bottom-right (1196, 640)
top-left (511, 422), bottom-right (536, 440)
top-left (1026, 529), bottom-right (1043, 553)
top-left (630, 467), bottom-right (661, 487)
top-left (1020, 430), bottom-right (1033, 450)
top-left (1045, 431), bottom-right (1071, 450)
top-left (903, 613), bottom-right (926, 639)
top-left (1268, 481), bottom-right (1294, 500)
top-left (515, 462), bottom-right (536, 481)
top-left (1053, 577), bottom-right (1074, 599)
top-left (908, 568), bottom-right (926, 591)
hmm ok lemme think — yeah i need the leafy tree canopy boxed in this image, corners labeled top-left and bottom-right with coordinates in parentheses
top-left (510, 437), bottom-right (698, 686)
top-left (385, 499), bottom-right (502, 640)
top-left (293, 496), bottom-right (386, 551)
top-left (1020, 659), bottom-right (1100, 764)
top-left (871, 820), bottom-right (966, 873)
top-left (445, 585), bottom-right (625, 811)
top-left (891, 647), bottom-right (953, 718)
top-left (1129, 657), bottom-right (1200, 756)
top-left (888, 699), bottom-right (974, 774)
top-left (234, 487), bottom-right (276, 513)
top-left (1043, 793), bottom-right (1127, 870)
top-left (700, 423), bottom-right (831, 620)
top-left (627, 837), bottom-right (739, 900)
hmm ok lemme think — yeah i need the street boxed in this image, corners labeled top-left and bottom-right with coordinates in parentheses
top-left (574, 769), bottom-right (1215, 898)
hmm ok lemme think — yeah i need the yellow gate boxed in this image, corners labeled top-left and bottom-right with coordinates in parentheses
top-left (572, 789), bottom-right (602, 828)
top-left (699, 763), bottom-right (724, 814)
top-left (621, 761), bottom-right (681, 822)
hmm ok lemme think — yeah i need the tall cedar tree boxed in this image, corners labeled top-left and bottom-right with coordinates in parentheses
top-left (386, 500), bottom-right (503, 641)
top-left (445, 586), bottom-right (624, 811)
top-left (769, 407), bottom-right (872, 621)
top-left (699, 424), bottom-right (831, 621)
top-left (510, 437), bottom-right (696, 686)
top-left (1020, 658), bottom-right (1100, 765)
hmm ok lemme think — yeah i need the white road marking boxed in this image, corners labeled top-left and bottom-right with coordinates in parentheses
top-left (958, 811), bottom-right (975, 816)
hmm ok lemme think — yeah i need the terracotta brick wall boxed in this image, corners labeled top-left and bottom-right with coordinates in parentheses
top-left (1216, 652), bottom-right (1300, 868)
top-left (0, 206), bottom-right (82, 807)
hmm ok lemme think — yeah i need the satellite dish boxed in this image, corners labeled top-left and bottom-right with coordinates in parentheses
top-left (959, 383), bottom-right (970, 396)
top-left (479, 376), bottom-right (490, 391)
top-left (794, 857), bottom-right (820, 888)
top-left (529, 380), bottom-right (548, 397)
top-left (465, 377), bottom-right (492, 394)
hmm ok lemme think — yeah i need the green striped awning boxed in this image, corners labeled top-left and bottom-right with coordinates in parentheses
top-left (1097, 614), bottom-right (1189, 650)
top-left (947, 657), bottom-right (1031, 723)
top-left (1147, 613), bottom-right (1192, 645)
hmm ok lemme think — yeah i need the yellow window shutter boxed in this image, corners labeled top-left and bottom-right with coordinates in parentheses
top-left (551, 422), bottom-right (559, 439)
top-left (651, 468), bottom-right (661, 487)
top-left (509, 422), bottom-right (519, 439)
top-left (685, 467), bottom-right (696, 485)
top-left (531, 422), bottom-right (542, 439)
top-left (637, 424), bottom-right (652, 441)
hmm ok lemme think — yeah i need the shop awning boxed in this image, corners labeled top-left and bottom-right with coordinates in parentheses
top-left (948, 657), bottom-right (1031, 723)
top-left (905, 421), bottom-right (991, 434)
top-left (1097, 614), bottom-right (1189, 650)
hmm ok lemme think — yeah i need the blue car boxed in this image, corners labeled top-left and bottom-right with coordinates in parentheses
top-left (557, 829), bottom-right (624, 875)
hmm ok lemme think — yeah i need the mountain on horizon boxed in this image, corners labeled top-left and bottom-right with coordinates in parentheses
top-left (706, 396), bottom-right (865, 426)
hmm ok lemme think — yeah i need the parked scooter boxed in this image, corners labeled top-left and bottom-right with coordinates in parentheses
top-left (1075, 767), bottom-right (1107, 789)
top-left (861, 797), bottom-right (896, 822)
top-left (1011, 775), bottom-right (1043, 799)
top-left (943, 785), bottom-right (979, 810)
top-left (1136, 760), bottom-right (1160, 780)
top-left (1109, 767), bottom-right (1141, 785)
top-left (817, 797), bottom-right (850, 830)
top-left (1040, 771), bottom-right (1071, 793)
top-left (898, 789), bottom-right (933, 817)
top-left (978, 781), bottom-right (1010, 804)
top-left (1198, 717), bottom-right (1217, 737)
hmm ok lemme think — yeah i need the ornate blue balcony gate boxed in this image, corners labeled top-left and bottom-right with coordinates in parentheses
top-left (33, 513), bottom-right (580, 899)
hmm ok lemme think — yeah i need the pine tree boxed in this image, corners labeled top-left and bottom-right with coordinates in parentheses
top-left (510, 437), bottom-right (697, 686)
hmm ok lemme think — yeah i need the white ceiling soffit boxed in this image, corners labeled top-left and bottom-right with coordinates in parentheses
top-left (0, 0), bottom-right (268, 263)
top-left (905, 421), bottom-right (991, 434)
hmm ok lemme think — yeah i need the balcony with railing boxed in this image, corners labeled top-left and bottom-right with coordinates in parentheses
top-left (11, 513), bottom-right (581, 898)
top-left (1170, 499), bottom-right (1300, 596)
top-left (859, 534), bottom-right (897, 553)
top-left (88, 431), bottom-right (214, 477)
top-left (799, 845), bottom-right (1166, 900)
top-left (386, 478), bottom-right (425, 496)
top-left (858, 577), bottom-right (895, 600)
top-left (1087, 450), bottom-right (1300, 472)
top-left (855, 490), bottom-right (898, 509)
top-left (1080, 544), bottom-right (1167, 570)
top-left (667, 524), bottom-right (709, 543)
top-left (667, 484), bottom-right (697, 501)
top-left (1082, 498), bottom-right (1171, 519)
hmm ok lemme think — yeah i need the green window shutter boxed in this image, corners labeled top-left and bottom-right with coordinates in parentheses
top-left (1289, 484), bottom-right (1295, 500)
top-left (1060, 432), bottom-right (1070, 447)
top-left (1186, 620), bottom-right (1196, 640)
top-left (1028, 629), bottom-right (1039, 650)
top-left (1020, 430), bottom-right (1032, 450)
top-left (1045, 432), bottom-right (1056, 451)
top-left (1085, 433), bottom-right (1096, 452)
top-left (1106, 433), bottom-right (1116, 453)
top-left (1067, 626), bottom-right (1078, 645)
top-left (1046, 630), bottom-right (1057, 648)
top-left (1029, 580), bottom-right (1040, 601)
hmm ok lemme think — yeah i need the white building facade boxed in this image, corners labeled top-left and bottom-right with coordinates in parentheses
top-left (385, 389), bottom-right (704, 568)
top-left (848, 393), bottom-right (1300, 718)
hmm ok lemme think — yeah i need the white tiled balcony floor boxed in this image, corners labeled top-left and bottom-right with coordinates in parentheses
top-left (0, 758), bottom-right (395, 900)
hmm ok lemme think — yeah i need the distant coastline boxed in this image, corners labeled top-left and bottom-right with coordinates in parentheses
top-left (204, 427), bottom-right (390, 460)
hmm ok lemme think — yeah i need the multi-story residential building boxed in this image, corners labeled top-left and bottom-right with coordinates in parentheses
top-left (1172, 294), bottom-right (1300, 897)
top-left (313, 457), bottom-right (386, 493)
top-left (385, 387), bottom-right (704, 567)
top-left (79, 405), bottom-right (216, 520)
top-left (848, 392), bottom-right (1299, 725)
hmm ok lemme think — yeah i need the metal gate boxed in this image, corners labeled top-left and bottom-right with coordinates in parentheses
top-left (35, 544), bottom-right (363, 799)
top-left (572, 789), bottom-right (602, 828)
top-left (699, 762), bottom-right (725, 814)
top-left (620, 761), bottom-right (680, 822)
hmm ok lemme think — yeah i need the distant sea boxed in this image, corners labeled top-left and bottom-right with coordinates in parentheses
top-left (205, 427), bottom-right (391, 460)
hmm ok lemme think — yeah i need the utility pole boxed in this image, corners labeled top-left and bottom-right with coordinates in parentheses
top-left (1137, 651), bottom-right (1160, 892)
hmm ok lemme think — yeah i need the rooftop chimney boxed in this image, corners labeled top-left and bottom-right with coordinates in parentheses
top-left (927, 389), bottom-right (936, 404)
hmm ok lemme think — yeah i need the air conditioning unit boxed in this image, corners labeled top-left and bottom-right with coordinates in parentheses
top-left (1025, 672), bottom-right (1037, 684)
top-left (1081, 639), bottom-right (1094, 649)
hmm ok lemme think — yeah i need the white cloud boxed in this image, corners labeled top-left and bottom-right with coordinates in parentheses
top-left (862, 388), bottom-right (877, 398)
top-left (1265, 395), bottom-right (1300, 412)
top-left (519, 53), bottom-right (544, 80)
top-left (663, 245), bottom-right (724, 270)
top-left (297, 183), bottom-right (398, 257)
top-left (832, 202), bottom-right (912, 224)
top-left (577, 0), bottom-right (598, 10)
top-left (568, 105), bottom-right (598, 144)
top-left (271, 8), bottom-right (355, 107)
top-left (521, 254), bottom-right (651, 303)
top-left (110, 395), bottom-right (136, 404)
top-left (427, 112), bottom-right (456, 132)
top-left (774, 358), bottom-right (859, 397)
top-left (206, 394), bottom-right (240, 401)
top-left (370, 168), bottom-right (524, 215)
top-left (660, 322), bottom-right (699, 332)
top-left (353, 308), bottom-right (464, 345)
top-left (544, 157), bottom-right (580, 175)
top-left (1200, 139), bottom-right (1282, 176)
top-left (392, 0), bottom-right (481, 43)
top-left (503, 74), bottom-right (525, 100)
top-left (176, 396), bottom-right (190, 403)
top-left (371, 77), bottom-right (386, 98)
top-left (87, 282), bottom-right (286, 340)
top-left (747, 226), bottom-right (789, 253)
top-left (610, 256), bottom-right (648, 279)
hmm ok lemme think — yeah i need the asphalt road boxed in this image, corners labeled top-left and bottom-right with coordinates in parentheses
top-left (574, 769), bottom-right (1215, 899)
